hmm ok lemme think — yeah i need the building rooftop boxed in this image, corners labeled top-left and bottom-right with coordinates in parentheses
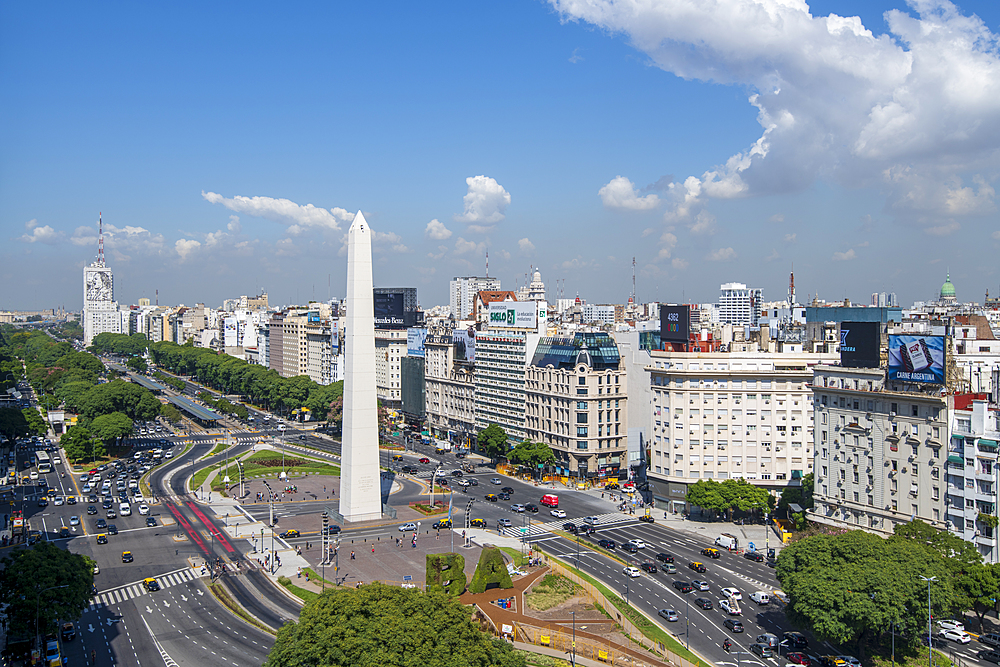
top-left (531, 332), bottom-right (620, 370)
top-left (168, 395), bottom-right (219, 422)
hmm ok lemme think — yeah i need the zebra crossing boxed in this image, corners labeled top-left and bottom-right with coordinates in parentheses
top-left (500, 512), bottom-right (637, 538)
top-left (87, 567), bottom-right (200, 610)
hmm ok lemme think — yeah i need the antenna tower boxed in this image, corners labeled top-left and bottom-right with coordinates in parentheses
top-left (97, 212), bottom-right (105, 266)
top-left (485, 250), bottom-right (489, 278)
top-left (631, 256), bottom-right (636, 303)
top-left (789, 263), bottom-right (796, 306)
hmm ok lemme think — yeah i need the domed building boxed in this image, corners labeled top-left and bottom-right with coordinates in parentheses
top-left (940, 272), bottom-right (957, 304)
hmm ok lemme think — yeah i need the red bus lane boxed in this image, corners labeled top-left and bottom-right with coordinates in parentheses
top-left (166, 501), bottom-right (210, 555)
top-left (188, 502), bottom-right (236, 554)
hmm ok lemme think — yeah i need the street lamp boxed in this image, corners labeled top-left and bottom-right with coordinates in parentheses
top-left (919, 575), bottom-right (936, 667)
top-left (624, 578), bottom-right (629, 606)
top-left (36, 584), bottom-right (68, 646)
top-left (684, 589), bottom-right (691, 649)
top-left (278, 425), bottom-right (286, 482)
top-left (321, 511), bottom-right (328, 593)
top-left (570, 610), bottom-right (576, 667)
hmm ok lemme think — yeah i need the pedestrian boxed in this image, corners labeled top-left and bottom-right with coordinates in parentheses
top-left (372, 545), bottom-right (375, 553)
top-left (351, 550), bottom-right (355, 560)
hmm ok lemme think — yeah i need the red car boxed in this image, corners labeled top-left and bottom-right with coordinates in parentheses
top-left (418, 458), bottom-right (430, 464)
top-left (787, 652), bottom-right (811, 666)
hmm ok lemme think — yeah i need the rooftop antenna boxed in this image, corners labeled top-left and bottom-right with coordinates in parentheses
top-left (789, 263), bottom-right (796, 306)
top-left (97, 212), bottom-right (105, 266)
top-left (632, 256), bottom-right (636, 304)
top-left (155, 289), bottom-right (159, 306)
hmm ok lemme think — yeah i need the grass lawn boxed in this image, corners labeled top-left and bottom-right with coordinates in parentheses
top-left (189, 449), bottom-right (341, 492)
top-left (525, 573), bottom-right (580, 611)
top-left (500, 546), bottom-right (530, 568)
top-left (277, 576), bottom-right (319, 603)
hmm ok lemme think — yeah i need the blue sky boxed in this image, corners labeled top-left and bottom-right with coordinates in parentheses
top-left (2, 0), bottom-right (999, 311)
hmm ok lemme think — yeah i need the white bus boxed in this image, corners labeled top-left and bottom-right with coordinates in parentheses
top-left (34, 450), bottom-right (52, 474)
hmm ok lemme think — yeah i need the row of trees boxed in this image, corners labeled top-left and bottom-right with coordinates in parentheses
top-left (685, 478), bottom-right (775, 519)
top-left (197, 391), bottom-right (250, 420)
top-left (777, 519), bottom-right (998, 659)
top-left (475, 424), bottom-right (556, 476)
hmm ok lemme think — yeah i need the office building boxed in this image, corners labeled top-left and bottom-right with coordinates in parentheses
top-left (451, 277), bottom-right (501, 321)
top-left (83, 215), bottom-right (122, 346)
top-left (718, 282), bottom-right (763, 327)
top-left (424, 328), bottom-right (476, 446)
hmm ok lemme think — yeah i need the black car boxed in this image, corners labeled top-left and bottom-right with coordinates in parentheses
top-left (724, 619), bottom-right (745, 633)
top-left (598, 539), bottom-right (616, 550)
top-left (498, 492), bottom-right (511, 501)
top-left (563, 522), bottom-right (579, 534)
top-left (106, 509), bottom-right (117, 519)
top-left (672, 581), bottom-right (694, 593)
top-left (622, 542), bottom-right (639, 553)
top-left (400, 466), bottom-right (415, 474)
top-left (979, 651), bottom-right (1000, 664)
top-left (451, 470), bottom-right (463, 477)
top-left (323, 524), bottom-right (342, 535)
top-left (468, 479), bottom-right (479, 486)
top-left (108, 524), bottom-right (118, 535)
top-left (524, 503), bottom-right (537, 513)
top-left (102, 499), bottom-right (113, 509)
top-left (95, 519), bottom-right (107, 530)
top-left (145, 517), bottom-right (156, 527)
top-left (656, 553), bottom-right (675, 564)
top-left (640, 562), bottom-right (657, 573)
top-left (783, 632), bottom-right (808, 650)
top-left (744, 551), bottom-right (765, 562)
top-left (87, 505), bottom-right (98, 515)
top-left (437, 477), bottom-right (450, 486)
top-left (454, 452), bottom-right (466, 459)
top-left (501, 487), bottom-right (514, 494)
top-left (695, 597), bottom-right (713, 610)
top-left (88, 494), bottom-right (98, 503)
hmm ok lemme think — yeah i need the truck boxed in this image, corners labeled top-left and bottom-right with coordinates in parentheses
top-left (540, 493), bottom-right (559, 508)
top-left (715, 533), bottom-right (739, 550)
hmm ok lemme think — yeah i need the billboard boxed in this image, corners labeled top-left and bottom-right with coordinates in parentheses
top-left (659, 305), bottom-right (689, 343)
top-left (487, 301), bottom-right (537, 330)
top-left (407, 328), bottom-right (428, 358)
top-left (374, 292), bottom-right (406, 328)
top-left (888, 335), bottom-right (945, 384)
top-left (840, 321), bottom-right (881, 368)
top-left (453, 329), bottom-right (475, 363)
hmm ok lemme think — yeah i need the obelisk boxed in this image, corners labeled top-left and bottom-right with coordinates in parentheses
top-left (339, 211), bottom-right (382, 522)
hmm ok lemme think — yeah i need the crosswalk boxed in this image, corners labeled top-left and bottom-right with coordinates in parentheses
top-left (87, 567), bottom-right (200, 610)
top-left (500, 512), bottom-right (637, 538)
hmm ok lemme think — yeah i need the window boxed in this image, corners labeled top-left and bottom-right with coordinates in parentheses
top-left (577, 427), bottom-right (588, 437)
top-left (576, 441), bottom-right (588, 449)
top-left (579, 376), bottom-right (586, 385)
top-left (577, 388), bottom-right (587, 395)
top-left (868, 495), bottom-right (874, 506)
top-left (912, 405), bottom-right (919, 417)
top-left (576, 413), bottom-right (588, 424)
top-left (577, 401), bottom-right (587, 410)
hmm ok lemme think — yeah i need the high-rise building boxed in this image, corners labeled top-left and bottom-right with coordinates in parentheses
top-left (450, 277), bottom-right (500, 320)
top-left (83, 214), bottom-right (122, 347)
top-left (718, 282), bottom-right (763, 327)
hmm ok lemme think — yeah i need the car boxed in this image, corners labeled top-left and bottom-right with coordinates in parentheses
top-left (563, 522), bottom-right (579, 533)
top-left (921, 635), bottom-right (948, 649)
top-left (53, 496), bottom-right (63, 506)
top-left (450, 470), bottom-right (463, 477)
top-left (688, 561), bottom-right (706, 573)
top-left (694, 597), bottom-right (713, 610)
top-left (468, 479), bottom-right (479, 486)
top-left (432, 519), bottom-right (452, 530)
top-left (323, 525), bottom-right (341, 535)
top-left (398, 522), bottom-right (417, 532)
top-left (605, 481), bottom-right (620, 490)
top-left (138, 504), bottom-right (149, 515)
top-left (937, 620), bottom-right (965, 632)
top-left (81, 483), bottom-right (92, 493)
top-left (498, 492), bottom-right (510, 500)
top-left (501, 487), bottom-right (514, 494)
top-left (691, 580), bottom-right (710, 591)
top-left (511, 504), bottom-right (525, 513)
top-left (837, 656), bottom-right (861, 667)
top-left (107, 524), bottom-right (118, 535)
top-left (673, 581), bottom-right (694, 593)
top-left (470, 518), bottom-right (486, 528)
top-left (627, 539), bottom-right (646, 550)
top-left (29, 471), bottom-right (38, 480)
top-left (623, 566), bottom-right (641, 578)
top-left (981, 634), bottom-right (1000, 648)
top-left (491, 478), bottom-right (502, 485)
top-left (783, 632), bottom-right (809, 649)
top-left (640, 561), bottom-right (657, 573)
top-left (701, 547), bottom-right (721, 559)
top-left (750, 644), bottom-right (773, 658)
top-left (66, 496), bottom-right (76, 505)
top-left (418, 457), bottom-right (430, 464)
top-left (638, 514), bottom-right (655, 523)
top-left (121, 551), bottom-right (133, 563)
top-left (550, 508), bottom-right (566, 518)
top-left (723, 618), bottom-right (744, 633)
top-left (88, 494), bottom-right (98, 503)
top-left (485, 493), bottom-right (498, 502)
top-left (598, 539), bottom-right (617, 550)
top-left (142, 577), bottom-right (160, 592)
top-left (95, 518), bottom-right (107, 529)
top-left (719, 599), bottom-right (740, 615)
top-left (400, 466), bottom-right (415, 474)
top-left (656, 553), bottom-right (675, 564)
top-left (744, 550), bottom-right (765, 562)
top-left (497, 518), bottom-right (512, 528)
top-left (145, 517), bottom-right (156, 527)
top-left (61, 622), bottom-right (75, 642)
top-left (622, 542), bottom-right (639, 553)
top-left (658, 608), bottom-right (680, 622)
top-left (720, 587), bottom-right (743, 601)
top-left (96, 534), bottom-right (108, 544)
top-left (524, 503), bottom-right (538, 513)
top-left (787, 652), bottom-right (811, 666)
top-left (939, 629), bottom-right (972, 644)
top-left (979, 651), bottom-right (1000, 664)
top-left (69, 515), bottom-right (80, 526)
top-left (37, 497), bottom-right (48, 507)
top-left (279, 528), bottom-right (300, 539)
top-left (106, 509), bottom-right (117, 519)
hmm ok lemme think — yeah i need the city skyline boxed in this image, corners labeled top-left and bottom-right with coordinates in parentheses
top-left (3, 1), bottom-right (1000, 310)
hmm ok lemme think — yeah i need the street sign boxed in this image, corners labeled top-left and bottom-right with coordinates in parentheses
top-left (403, 575), bottom-right (412, 582)
top-left (748, 541), bottom-right (755, 551)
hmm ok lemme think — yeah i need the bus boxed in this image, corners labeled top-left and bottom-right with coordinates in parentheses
top-left (35, 450), bottom-right (52, 474)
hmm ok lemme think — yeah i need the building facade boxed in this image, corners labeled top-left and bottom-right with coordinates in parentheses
top-left (424, 331), bottom-right (476, 446)
top-left (718, 282), bottom-right (763, 327)
top-left (473, 330), bottom-right (540, 443)
top-left (83, 263), bottom-right (120, 347)
top-left (450, 277), bottom-right (501, 321)
top-left (948, 397), bottom-right (1000, 562)
top-left (375, 327), bottom-right (407, 408)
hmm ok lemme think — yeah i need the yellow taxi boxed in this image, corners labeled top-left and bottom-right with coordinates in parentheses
top-left (485, 493), bottom-right (498, 502)
top-left (701, 547), bottom-right (721, 559)
top-left (392, 454), bottom-right (403, 461)
top-left (96, 534), bottom-right (108, 545)
top-left (470, 518), bottom-right (486, 528)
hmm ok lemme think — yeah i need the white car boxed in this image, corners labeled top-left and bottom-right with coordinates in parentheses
top-left (719, 599), bottom-right (741, 615)
top-left (937, 620), bottom-right (965, 632)
top-left (720, 587), bottom-right (743, 601)
top-left (939, 629), bottom-right (972, 644)
top-left (29, 471), bottom-right (38, 480)
top-left (398, 522), bottom-right (417, 532)
top-left (623, 566), bottom-right (641, 578)
top-left (53, 457), bottom-right (61, 465)
top-left (69, 516), bottom-right (80, 526)
top-left (691, 580), bottom-right (710, 591)
top-left (628, 539), bottom-right (646, 549)
top-left (550, 509), bottom-right (567, 518)
top-left (138, 504), bottom-right (150, 515)
top-left (749, 591), bottom-right (770, 605)
top-left (490, 478), bottom-right (502, 485)
top-left (79, 474), bottom-right (89, 482)
top-left (165, 452), bottom-right (173, 459)
top-left (52, 496), bottom-right (64, 506)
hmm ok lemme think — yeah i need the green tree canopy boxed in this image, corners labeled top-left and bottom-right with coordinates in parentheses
top-left (477, 424), bottom-right (509, 461)
top-left (264, 582), bottom-right (524, 667)
top-left (21, 407), bottom-right (47, 437)
top-left (90, 411), bottom-right (134, 444)
top-left (0, 542), bottom-right (94, 638)
top-left (508, 441), bottom-right (556, 470)
top-left (160, 403), bottom-right (182, 423)
top-left (0, 408), bottom-right (30, 441)
top-left (778, 472), bottom-right (815, 512)
top-left (60, 425), bottom-right (97, 463)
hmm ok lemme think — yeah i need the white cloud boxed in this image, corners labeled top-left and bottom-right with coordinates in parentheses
top-left (498, 249), bottom-right (512, 260)
top-left (832, 248), bottom-right (857, 261)
top-left (454, 237), bottom-right (485, 256)
top-left (569, 47), bottom-right (584, 64)
top-left (641, 227), bottom-right (656, 237)
top-left (552, 0), bottom-right (1000, 229)
top-left (68, 221), bottom-right (163, 259)
top-left (202, 191), bottom-right (351, 234)
top-left (657, 232), bottom-right (678, 260)
top-left (70, 226), bottom-right (96, 247)
top-left (19, 219), bottom-right (61, 245)
top-left (428, 245), bottom-right (448, 261)
top-left (926, 221), bottom-right (961, 236)
top-left (373, 230), bottom-right (410, 254)
top-left (425, 219), bottom-right (452, 240)
top-left (765, 249), bottom-right (780, 262)
top-left (518, 237), bottom-right (536, 254)
top-left (454, 176), bottom-right (511, 226)
top-left (784, 233), bottom-right (797, 243)
top-left (599, 175), bottom-right (660, 210)
top-left (707, 247), bottom-right (737, 262)
top-left (769, 214), bottom-right (785, 223)
top-left (992, 230), bottom-right (1000, 241)
top-left (689, 210), bottom-right (716, 235)
top-left (671, 258), bottom-right (689, 270)
top-left (175, 239), bottom-right (201, 261)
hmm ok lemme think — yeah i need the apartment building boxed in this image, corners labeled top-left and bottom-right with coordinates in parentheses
top-left (524, 332), bottom-right (627, 480)
top-left (375, 327), bottom-right (407, 409)
top-left (809, 365), bottom-right (951, 537)
top-left (474, 330), bottom-right (540, 443)
top-left (948, 397), bottom-right (1000, 562)
top-left (645, 349), bottom-right (837, 511)
top-left (424, 331), bottom-right (476, 445)
top-left (267, 308), bottom-right (335, 384)
top-left (450, 277), bottom-right (501, 321)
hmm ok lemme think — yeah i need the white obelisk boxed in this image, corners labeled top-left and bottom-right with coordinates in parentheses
top-left (339, 211), bottom-right (383, 522)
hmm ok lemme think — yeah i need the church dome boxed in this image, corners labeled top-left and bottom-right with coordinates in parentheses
top-left (940, 272), bottom-right (956, 299)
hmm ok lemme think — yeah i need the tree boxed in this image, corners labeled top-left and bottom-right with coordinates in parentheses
top-left (90, 411), bottom-right (133, 444)
top-left (264, 582), bottom-right (524, 667)
top-left (959, 562), bottom-right (1000, 633)
top-left (892, 519), bottom-right (983, 571)
top-left (778, 473), bottom-right (815, 513)
top-left (477, 424), bottom-right (509, 461)
top-left (160, 403), bottom-right (182, 423)
top-left (0, 408), bottom-right (30, 441)
top-left (21, 407), bottom-right (47, 437)
top-left (125, 355), bottom-right (147, 373)
top-left (508, 441), bottom-right (555, 474)
top-left (685, 479), bottom-right (728, 518)
top-left (60, 426), bottom-right (96, 464)
top-left (0, 542), bottom-right (94, 639)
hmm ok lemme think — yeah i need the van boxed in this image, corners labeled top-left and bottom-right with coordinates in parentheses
top-left (715, 533), bottom-right (739, 550)
top-left (540, 494), bottom-right (559, 508)
top-left (756, 633), bottom-right (779, 649)
top-left (750, 591), bottom-right (770, 605)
